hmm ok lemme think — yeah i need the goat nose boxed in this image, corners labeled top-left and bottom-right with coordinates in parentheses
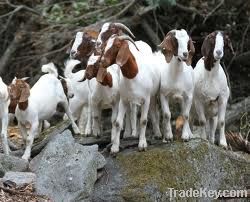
top-left (216, 50), bottom-right (222, 56)
top-left (183, 52), bottom-right (188, 57)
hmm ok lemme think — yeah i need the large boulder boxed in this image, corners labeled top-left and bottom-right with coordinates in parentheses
top-left (93, 139), bottom-right (250, 201)
top-left (30, 130), bottom-right (106, 202)
top-left (0, 154), bottom-right (29, 177)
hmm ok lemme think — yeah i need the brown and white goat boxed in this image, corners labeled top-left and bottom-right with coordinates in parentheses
top-left (84, 35), bottom-right (162, 153)
top-left (193, 31), bottom-right (234, 147)
top-left (14, 63), bottom-right (79, 160)
top-left (158, 29), bottom-right (195, 142)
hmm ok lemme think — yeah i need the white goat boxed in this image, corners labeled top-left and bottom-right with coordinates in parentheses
top-left (86, 55), bottom-right (121, 138)
top-left (193, 31), bottom-right (231, 147)
top-left (64, 59), bottom-right (91, 135)
top-left (91, 35), bottom-right (162, 153)
top-left (158, 29), bottom-right (195, 142)
top-left (15, 63), bottom-right (80, 160)
top-left (0, 77), bottom-right (10, 154)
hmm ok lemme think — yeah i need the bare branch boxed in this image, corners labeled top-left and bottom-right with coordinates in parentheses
top-left (202, 0), bottom-right (225, 24)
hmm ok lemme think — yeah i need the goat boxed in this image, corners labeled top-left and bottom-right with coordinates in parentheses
top-left (0, 77), bottom-right (10, 154)
top-left (64, 59), bottom-right (91, 135)
top-left (96, 22), bottom-right (135, 51)
top-left (86, 54), bottom-right (121, 137)
top-left (84, 34), bottom-right (162, 154)
top-left (68, 32), bottom-right (96, 68)
top-left (14, 63), bottom-right (80, 160)
top-left (158, 29), bottom-right (195, 142)
top-left (193, 31), bottom-right (233, 147)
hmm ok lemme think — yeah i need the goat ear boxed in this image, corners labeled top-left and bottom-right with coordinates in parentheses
top-left (101, 72), bottom-right (113, 88)
top-left (116, 42), bottom-right (130, 67)
top-left (186, 37), bottom-right (195, 66)
top-left (201, 35), bottom-right (210, 57)
top-left (96, 67), bottom-right (108, 83)
top-left (19, 83), bottom-right (30, 103)
top-left (159, 34), bottom-right (175, 63)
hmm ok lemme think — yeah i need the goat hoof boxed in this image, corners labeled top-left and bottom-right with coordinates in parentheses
top-left (219, 142), bottom-right (228, 149)
top-left (138, 141), bottom-right (147, 151)
top-left (153, 133), bottom-right (162, 140)
top-left (182, 138), bottom-right (190, 142)
top-left (110, 145), bottom-right (119, 154)
top-left (163, 138), bottom-right (173, 143)
top-left (138, 146), bottom-right (147, 152)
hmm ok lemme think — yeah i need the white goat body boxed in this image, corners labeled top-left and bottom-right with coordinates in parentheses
top-left (64, 60), bottom-right (91, 135)
top-left (109, 39), bottom-right (163, 153)
top-left (193, 31), bottom-right (230, 147)
top-left (0, 77), bottom-right (10, 154)
top-left (15, 63), bottom-right (80, 160)
top-left (158, 29), bottom-right (195, 142)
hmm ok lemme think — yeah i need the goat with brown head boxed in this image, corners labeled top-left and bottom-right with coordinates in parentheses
top-left (8, 77), bottom-right (30, 112)
top-left (82, 35), bottom-right (139, 87)
top-left (158, 29), bottom-right (195, 66)
top-left (67, 32), bottom-right (96, 68)
top-left (201, 31), bottom-right (234, 71)
top-left (96, 22), bottom-right (135, 52)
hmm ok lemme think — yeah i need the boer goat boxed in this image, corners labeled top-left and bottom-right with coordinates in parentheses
top-left (158, 29), bottom-right (195, 142)
top-left (193, 31), bottom-right (233, 147)
top-left (68, 32), bottom-right (96, 67)
top-left (14, 63), bottom-right (80, 160)
top-left (0, 77), bottom-right (10, 154)
top-left (96, 22), bottom-right (135, 51)
top-left (84, 34), bottom-right (162, 153)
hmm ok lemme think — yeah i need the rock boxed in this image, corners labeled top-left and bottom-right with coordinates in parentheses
top-left (92, 139), bottom-right (250, 202)
top-left (2, 171), bottom-right (36, 186)
top-left (30, 130), bottom-right (106, 202)
top-left (0, 154), bottom-right (29, 177)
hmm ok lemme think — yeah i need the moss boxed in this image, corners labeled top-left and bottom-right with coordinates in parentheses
top-left (117, 140), bottom-right (250, 201)
top-left (117, 141), bottom-right (209, 193)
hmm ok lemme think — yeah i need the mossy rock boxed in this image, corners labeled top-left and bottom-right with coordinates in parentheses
top-left (93, 139), bottom-right (250, 201)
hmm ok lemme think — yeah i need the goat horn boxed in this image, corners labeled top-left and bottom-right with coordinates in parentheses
top-left (113, 23), bottom-right (135, 39)
top-left (58, 75), bottom-right (65, 80)
top-left (78, 73), bottom-right (86, 82)
top-left (118, 35), bottom-right (139, 51)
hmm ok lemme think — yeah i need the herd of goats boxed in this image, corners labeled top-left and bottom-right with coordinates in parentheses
top-left (0, 22), bottom-right (234, 160)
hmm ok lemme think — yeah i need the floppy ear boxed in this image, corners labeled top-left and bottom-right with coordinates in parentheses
top-left (96, 67), bottom-right (108, 83)
top-left (116, 42), bottom-right (130, 67)
top-left (19, 83), bottom-right (30, 103)
top-left (186, 37), bottom-right (195, 66)
top-left (101, 72), bottom-right (113, 88)
top-left (201, 35), bottom-right (210, 57)
top-left (158, 34), bottom-right (175, 63)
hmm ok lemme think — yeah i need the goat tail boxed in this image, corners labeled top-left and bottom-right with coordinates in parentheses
top-left (64, 59), bottom-right (81, 78)
top-left (41, 62), bottom-right (58, 77)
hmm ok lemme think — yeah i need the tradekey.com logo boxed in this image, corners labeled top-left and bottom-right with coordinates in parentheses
top-left (167, 188), bottom-right (248, 199)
